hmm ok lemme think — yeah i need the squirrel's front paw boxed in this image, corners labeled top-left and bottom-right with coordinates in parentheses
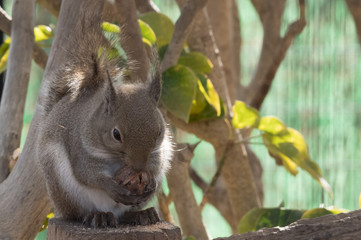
top-left (119, 207), bottom-right (160, 226)
top-left (82, 211), bottom-right (117, 228)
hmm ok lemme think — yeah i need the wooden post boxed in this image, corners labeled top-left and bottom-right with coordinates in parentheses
top-left (47, 218), bottom-right (181, 240)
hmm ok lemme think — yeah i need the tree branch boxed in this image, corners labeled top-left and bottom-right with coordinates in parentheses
top-left (0, 0), bottom-right (36, 182)
top-left (161, 0), bottom-right (208, 72)
top-left (36, 0), bottom-right (62, 18)
top-left (199, 140), bottom-right (233, 210)
top-left (157, 190), bottom-right (174, 223)
top-left (345, 0), bottom-right (361, 44)
top-left (189, 160), bottom-right (237, 231)
top-left (0, 6), bottom-right (48, 69)
top-left (167, 143), bottom-right (209, 240)
top-left (0, 1), bottom-right (105, 239)
top-left (206, 0), bottom-right (243, 103)
top-left (246, 0), bottom-right (306, 110)
top-left (115, 0), bottom-right (149, 82)
top-left (135, 0), bottom-right (159, 13)
top-left (215, 209), bottom-right (361, 240)
top-left (171, 1), bottom-right (261, 229)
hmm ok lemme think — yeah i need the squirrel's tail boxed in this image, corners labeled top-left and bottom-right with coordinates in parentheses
top-left (42, 11), bottom-right (125, 115)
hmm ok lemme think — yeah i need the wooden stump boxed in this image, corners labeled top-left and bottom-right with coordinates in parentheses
top-left (47, 218), bottom-right (181, 240)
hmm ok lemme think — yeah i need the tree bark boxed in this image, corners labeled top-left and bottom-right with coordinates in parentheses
top-left (206, 0), bottom-right (242, 103)
top-left (0, 0), bottom-right (36, 182)
top-left (115, 0), bottom-right (149, 82)
top-left (167, 143), bottom-right (209, 240)
top-left (0, 1), bottom-right (104, 239)
top-left (173, 1), bottom-right (261, 230)
top-left (245, 0), bottom-right (306, 110)
top-left (215, 209), bottom-right (361, 240)
top-left (0, 6), bottom-right (48, 69)
top-left (48, 218), bottom-right (181, 240)
top-left (345, 0), bottom-right (361, 44)
top-left (161, 0), bottom-right (208, 72)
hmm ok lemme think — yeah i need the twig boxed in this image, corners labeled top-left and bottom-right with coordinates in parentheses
top-left (0, 6), bottom-right (48, 69)
top-left (161, 0), bottom-right (208, 72)
top-left (36, 0), bottom-right (61, 18)
top-left (248, 0), bottom-right (306, 109)
top-left (157, 191), bottom-right (174, 223)
top-left (135, 0), bottom-right (160, 13)
top-left (115, 0), bottom-right (149, 82)
top-left (345, 0), bottom-right (361, 44)
top-left (199, 140), bottom-right (233, 210)
top-left (189, 167), bottom-right (236, 229)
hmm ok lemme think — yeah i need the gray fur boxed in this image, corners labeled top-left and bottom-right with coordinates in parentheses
top-left (37, 22), bottom-right (172, 222)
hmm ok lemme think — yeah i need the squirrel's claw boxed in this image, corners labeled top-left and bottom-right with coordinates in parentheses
top-left (82, 211), bottom-right (117, 228)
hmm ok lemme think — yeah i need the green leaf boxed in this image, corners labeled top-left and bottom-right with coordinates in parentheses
top-left (262, 128), bottom-right (333, 197)
top-left (0, 38), bottom-right (10, 74)
top-left (178, 52), bottom-right (213, 74)
top-left (161, 65), bottom-right (198, 122)
top-left (301, 207), bottom-right (348, 219)
top-left (258, 116), bottom-right (288, 135)
top-left (101, 22), bottom-right (121, 33)
top-left (190, 81), bottom-right (208, 115)
top-left (301, 208), bottom-right (333, 219)
top-left (0, 25), bottom-right (53, 73)
top-left (39, 212), bottom-right (54, 232)
top-left (138, 19), bottom-right (156, 45)
top-left (232, 101), bottom-right (260, 129)
top-left (201, 76), bottom-right (221, 116)
top-left (34, 25), bottom-right (54, 42)
top-left (34, 229), bottom-right (47, 240)
top-left (188, 74), bottom-right (224, 122)
top-left (140, 12), bottom-right (174, 48)
top-left (238, 207), bottom-right (303, 233)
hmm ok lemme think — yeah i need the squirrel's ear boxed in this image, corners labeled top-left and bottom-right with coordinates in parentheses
top-left (149, 70), bottom-right (162, 104)
top-left (104, 70), bottom-right (116, 114)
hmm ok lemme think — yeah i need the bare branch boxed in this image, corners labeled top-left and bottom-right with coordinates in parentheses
top-left (0, 6), bottom-right (48, 69)
top-left (0, 7), bottom-right (11, 34)
top-left (167, 143), bottom-right (209, 240)
top-left (345, 0), bottom-right (361, 44)
top-left (0, 0), bottom-right (36, 182)
top-left (157, 191), bottom-right (174, 223)
top-left (36, 0), bottom-right (62, 18)
top-left (199, 140), bottom-right (233, 210)
top-left (206, 0), bottom-right (243, 102)
top-left (115, 0), bottom-right (149, 82)
top-left (246, 0), bottom-right (306, 110)
top-left (161, 0), bottom-right (208, 72)
top-left (215, 209), bottom-right (361, 240)
top-left (135, 0), bottom-right (160, 13)
top-left (189, 168), bottom-right (237, 231)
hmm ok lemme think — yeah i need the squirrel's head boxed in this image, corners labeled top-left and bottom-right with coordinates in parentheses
top-left (84, 70), bottom-right (170, 178)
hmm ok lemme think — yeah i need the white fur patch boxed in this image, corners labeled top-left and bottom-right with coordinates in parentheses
top-left (50, 143), bottom-right (130, 217)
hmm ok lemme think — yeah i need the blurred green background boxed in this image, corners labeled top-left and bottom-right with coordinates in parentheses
top-left (1, 0), bottom-right (359, 239)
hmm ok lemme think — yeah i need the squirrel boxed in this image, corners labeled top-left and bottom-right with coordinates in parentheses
top-left (37, 16), bottom-right (173, 228)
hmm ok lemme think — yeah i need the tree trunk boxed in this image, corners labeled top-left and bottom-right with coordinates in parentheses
top-left (0, 0), bottom-right (36, 182)
top-left (0, 0), bottom-right (104, 239)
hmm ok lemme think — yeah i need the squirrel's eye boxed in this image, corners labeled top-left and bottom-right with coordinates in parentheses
top-left (113, 128), bottom-right (122, 142)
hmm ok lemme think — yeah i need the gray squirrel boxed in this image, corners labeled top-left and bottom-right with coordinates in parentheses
top-left (37, 18), bottom-right (173, 227)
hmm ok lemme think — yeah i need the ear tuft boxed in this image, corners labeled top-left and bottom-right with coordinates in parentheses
top-left (104, 70), bottom-right (116, 114)
top-left (149, 70), bottom-right (162, 104)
